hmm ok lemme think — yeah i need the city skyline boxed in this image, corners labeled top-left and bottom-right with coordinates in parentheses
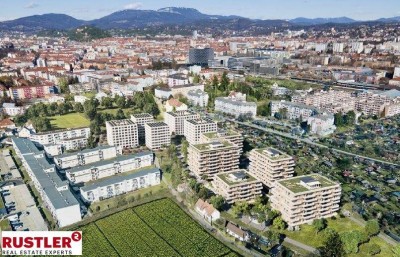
top-left (1, 0), bottom-right (400, 22)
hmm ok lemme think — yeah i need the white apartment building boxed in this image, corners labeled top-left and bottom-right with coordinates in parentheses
top-left (12, 137), bottom-right (81, 227)
top-left (106, 119), bottom-right (138, 148)
top-left (131, 113), bottom-right (154, 144)
top-left (184, 118), bottom-right (217, 145)
top-left (30, 127), bottom-right (91, 151)
top-left (187, 89), bottom-right (209, 107)
top-left (145, 122), bottom-right (171, 150)
top-left (2, 103), bottom-right (26, 116)
top-left (168, 73), bottom-right (189, 87)
top-left (187, 139), bottom-right (240, 180)
top-left (215, 97), bottom-right (257, 119)
top-left (171, 84), bottom-right (205, 98)
top-left (333, 43), bottom-right (344, 53)
top-left (200, 129), bottom-right (243, 154)
top-left (270, 101), bottom-right (317, 121)
top-left (65, 151), bottom-right (153, 184)
top-left (80, 167), bottom-right (161, 203)
top-left (307, 114), bottom-right (336, 136)
top-left (270, 174), bottom-right (341, 228)
top-left (53, 145), bottom-right (121, 170)
top-left (212, 170), bottom-right (263, 204)
top-left (249, 148), bottom-right (295, 188)
top-left (164, 110), bottom-right (200, 135)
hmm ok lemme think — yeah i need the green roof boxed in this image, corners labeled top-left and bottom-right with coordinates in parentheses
top-left (217, 170), bottom-right (257, 186)
top-left (193, 140), bottom-right (233, 151)
top-left (202, 130), bottom-right (239, 139)
top-left (255, 148), bottom-right (292, 160)
top-left (278, 174), bottom-right (338, 193)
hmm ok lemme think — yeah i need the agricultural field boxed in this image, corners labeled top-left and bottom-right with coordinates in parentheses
top-left (49, 113), bottom-right (90, 129)
top-left (80, 199), bottom-right (240, 257)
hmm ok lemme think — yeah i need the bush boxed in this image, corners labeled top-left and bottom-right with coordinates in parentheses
top-left (361, 243), bottom-right (381, 256)
top-left (365, 219), bottom-right (380, 237)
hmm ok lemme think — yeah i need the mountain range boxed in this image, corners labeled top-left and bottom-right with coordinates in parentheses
top-left (0, 7), bottom-right (399, 32)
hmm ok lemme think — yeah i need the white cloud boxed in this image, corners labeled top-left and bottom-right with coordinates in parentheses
top-left (25, 2), bottom-right (39, 9)
top-left (123, 2), bottom-right (143, 10)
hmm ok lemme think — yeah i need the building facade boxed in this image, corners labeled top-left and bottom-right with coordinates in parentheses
top-left (270, 174), bottom-right (341, 227)
top-left (106, 119), bottom-right (138, 148)
top-left (249, 148), bottom-right (295, 188)
top-left (145, 122), bottom-right (171, 150)
top-left (184, 118), bottom-right (218, 145)
top-left (131, 113), bottom-right (154, 145)
top-left (212, 170), bottom-right (262, 204)
top-left (30, 127), bottom-right (91, 151)
top-left (164, 111), bottom-right (200, 135)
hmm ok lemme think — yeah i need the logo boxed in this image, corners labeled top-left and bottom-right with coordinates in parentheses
top-left (1, 231), bottom-right (82, 256)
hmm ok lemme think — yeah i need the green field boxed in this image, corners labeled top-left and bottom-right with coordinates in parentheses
top-left (80, 199), bottom-right (240, 257)
top-left (285, 216), bottom-right (394, 257)
top-left (49, 113), bottom-right (90, 129)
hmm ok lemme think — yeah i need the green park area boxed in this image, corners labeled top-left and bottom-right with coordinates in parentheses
top-left (49, 113), bottom-right (90, 129)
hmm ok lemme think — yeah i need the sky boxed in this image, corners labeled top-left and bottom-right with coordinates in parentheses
top-left (1, 0), bottom-right (400, 21)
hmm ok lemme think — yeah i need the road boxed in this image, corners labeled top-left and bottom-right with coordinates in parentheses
top-left (231, 120), bottom-right (400, 167)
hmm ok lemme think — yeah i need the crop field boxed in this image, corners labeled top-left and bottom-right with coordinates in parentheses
top-left (80, 199), bottom-right (240, 257)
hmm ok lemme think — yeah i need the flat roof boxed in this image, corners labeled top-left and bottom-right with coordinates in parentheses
top-left (216, 169), bottom-right (257, 186)
top-left (185, 118), bottom-right (216, 126)
top-left (278, 174), bottom-right (339, 193)
top-left (81, 167), bottom-right (160, 192)
top-left (193, 140), bottom-right (234, 151)
top-left (68, 151), bottom-right (153, 174)
top-left (145, 122), bottom-right (168, 128)
top-left (106, 119), bottom-right (136, 127)
top-left (166, 110), bottom-right (198, 117)
top-left (202, 129), bottom-right (240, 139)
top-left (255, 147), bottom-right (292, 160)
top-left (131, 113), bottom-right (153, 119)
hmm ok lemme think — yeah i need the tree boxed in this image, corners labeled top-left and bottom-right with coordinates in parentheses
top-left (341, 231), bottom-right (362, 254)
top-left (258, 102), bottom-right (271, 117)
top-left (313, 218), bottom-right (327, 234)
top-left (344, 110), bottom-right (356, 125)
top-left (197, 186), bottom-right (209, 200)
top-left (32, 117), bottom-right (51, 132)
top-left (365, 219), bottom-right (380, 237)
top-left (317, 230), bottom-right (345, 257)
top-left (58, 77), bottom-right (70, 94)
top-left (272, 216), bottom-right (286, 230)
top-left (115, 96), bottom-right (126, 109)
top-left (74, 103), bottom-right (84, 113)
top-left (101, 97), bottom-right (113, 109)
top-left (334, 112), bottom-right (344, 127)
top-left (220, 71), bottom-right (229, 92)
top-left (363, 243), bottom-right (381, 256)
top-left (115, 109), bottom-right (126, 120)
top-left (209, 195), bottom-right (225, 211)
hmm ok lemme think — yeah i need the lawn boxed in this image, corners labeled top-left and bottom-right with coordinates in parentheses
top-left (50, 113), bottom-right (90, 129)
top-left (0, 219), bottom-right (11, 231)
top-left (79, 199), bottom-right (240, 257)
top-left (284, 216), bottom-right (394, 257)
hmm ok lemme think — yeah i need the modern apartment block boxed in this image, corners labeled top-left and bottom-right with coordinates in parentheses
top-left (164, 110), bottom-right (200, 135)
top-left (131, 113), bottom-right (154, 144)
top-left (11, 137), bottom-right (81, 227)
top-left (80, 167), bottom-right (161, 203)
top-left (187, 139), bottom-right (240, 180)
top-left (270, 174), bottom-right (341, 227)
top-left (106, 119), bottom-right (138, 148)
top-left (249, 148), bottom-right (295, 188)
top-left (212, 170), bottom-right (262, 204)
top-left (184, 118), bottom-right (217, 145)
top-left (53, 145), bottom-right (122, 170)
top-left (215, 97), bottom-right (257, 118)
top-left (270, 100), bottom-right (318, 121)
top-left (200, 129), bottom-right (243, 153)
top-left (65, 151), bottom-right (154, 184)
top-left (30, 127), bottom-right (90, 151)
top-left (145, 122), bottom-right (171, 150)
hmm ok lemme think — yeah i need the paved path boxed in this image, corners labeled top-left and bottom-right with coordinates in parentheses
top-left (232, 120), bottom-right (399, 167)
top-left (284, 237), bottom-right (317, 253)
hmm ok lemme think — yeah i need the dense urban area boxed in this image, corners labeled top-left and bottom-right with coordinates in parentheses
top-left (0, 5), bottom-right (399, 257)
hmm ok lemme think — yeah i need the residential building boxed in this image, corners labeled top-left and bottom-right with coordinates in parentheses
top-left (53, 145), bottom-right (121, 170)
top-left (270, 174), bottom-right (341, 228)
top-left (200, 129), bottom-right (243, 153)
top-left (184, 118), bottom-right (217, 145)
top-left (215, 94), bottom-right (257, 119)
top-left (226, 222), bottom-right (249, 242)
top-left (131, 113), bottom-right (154, 144)
top-left (165, 98), bottom-right (188, 112)
top-left (80, 167), bottom-right (161, 203)
top-left (65, 151), bottom-right (154, 184)
top-left (9, 84), bottom-right (58, 100)
top-left (307, 114), bottom-right (337, 136)
top-left (270, 101), bottom-right (317, 121)
top-left (145, 122), bottom-right (170, 150)
top-left (164, 110), bottom-right (200, 135)
top-left (212, 170), bottom-right (262, 204)
top-left (2, 103), bottom-right (26, 116)
top-left (30, 127), bottom-right (91, 151)
top-left (187, 139), bottom-right (240, 180)
top-left (333, 43), bottom-right (344, 53)
top-left (187, 89), bottom-right (209, 107)
top-left (11, 137), bottom-right (81, 227)
top-left (271, 83), bottom-right (290, 96)
top-left (171, 84), bottom-right (205, 98)
top-left (194, 199), bottom-right (221, 223)
top-left (249, 148), bottom-right (295, 188)
top-left (106, 119), bottom-right (138, 148)
top-left (168, 73), bottom-right (189, 87)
